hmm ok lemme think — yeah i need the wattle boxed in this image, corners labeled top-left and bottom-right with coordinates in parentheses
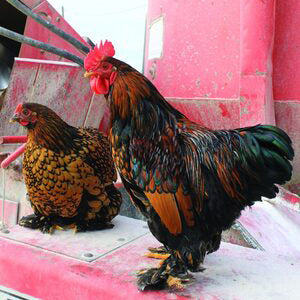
top-left (90, 76), bottom-right (110, 95)
top-left (20, 121), bottom-right (29, 126)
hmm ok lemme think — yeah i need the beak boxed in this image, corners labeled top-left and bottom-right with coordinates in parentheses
top-left (10, 113), bottom-right (20, 123)
top-left (84, 71), bottom-right (96, 78)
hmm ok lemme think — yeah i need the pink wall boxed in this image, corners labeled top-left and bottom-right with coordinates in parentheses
top-left (144, 0), bottom-right (240, 99)
top-left (144, 0), bottom-right (275, 128)
top-left (273, 0), bottom-right (300, 101)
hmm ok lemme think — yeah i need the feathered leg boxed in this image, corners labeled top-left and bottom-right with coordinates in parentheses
top-left (137, 250), bottom-right (194, 290)
top-left (145, 245), bottom-right (171, 260)
top-left (137, 234), bottom-right (221, 291)
top-left (19, 213), bottom-right (55, 233)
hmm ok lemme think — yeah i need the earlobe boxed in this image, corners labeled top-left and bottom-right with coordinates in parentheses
top-left (110, 71), bottom-right (117, 85)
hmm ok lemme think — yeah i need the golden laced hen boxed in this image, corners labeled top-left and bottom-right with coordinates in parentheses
top-left (11, 102), bottom-right (122, 233)
top-left (83, 41), bottom-right (294, 290)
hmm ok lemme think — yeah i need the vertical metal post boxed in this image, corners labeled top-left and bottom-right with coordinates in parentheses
top-left (1, 168), bottom-right (6, 231)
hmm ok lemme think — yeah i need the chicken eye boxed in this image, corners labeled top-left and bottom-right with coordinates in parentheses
top-left (22, 108), bottom-right (30, 116)
top-left (101, 63), bottom-right (110, 70)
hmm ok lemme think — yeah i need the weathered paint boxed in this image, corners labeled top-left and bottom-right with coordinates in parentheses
top-left (272, 0), bottom-right (300, 193)
top-left (240, 0), bottom-right (275, 126)
top-left (273, 0), bottom-right (300, 102)
top-left (144, 0), bottom-right (275, 125)
top-left (276, 185), bottom-right (300, 209)
top-left (274, 101), bottom-right (300, 194)
top-left (144, 0), bottom-right (240, 99)
top-left (168, 98), bottom-right (240, 129)
top-left (0, 216), bottom-right (300, 300)
top-left (239, 200), bottom-right (300, 258)
top-left (22, 0), bottom-right (43, 9)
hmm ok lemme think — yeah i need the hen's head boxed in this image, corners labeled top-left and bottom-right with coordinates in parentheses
top-left (84, 40), bottom-right (117, 95)
top-left (11, 103), bottom-right (38, 128)
top-left (10, 103), bottom-right (64, 130)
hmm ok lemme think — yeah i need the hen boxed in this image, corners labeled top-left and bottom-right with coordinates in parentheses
top-left (84, 41), bottom-right (294, 290)
top-left (11, 102), bottom-right (122, 233)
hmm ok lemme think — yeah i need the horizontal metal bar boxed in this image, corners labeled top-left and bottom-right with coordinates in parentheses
top-left (0, 136), bottom-right (27, 144)
top-left (1, 144), bottom-right (26, 169)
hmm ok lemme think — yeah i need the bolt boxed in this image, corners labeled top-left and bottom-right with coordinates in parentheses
top-left (83, 252), bottom-right (94, 258)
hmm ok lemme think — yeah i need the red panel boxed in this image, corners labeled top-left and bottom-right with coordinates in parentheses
top-left (273, 0), bottom-right (300, 101)
top-left (22, 0), bottom-right (43, 9)
top-left (239, 0), bottom-right (275, 126)
top-left (0, 59), bottom-right (94, 136)
top-left (19, 1), bottom-right (89, 62)
top-left (29, 62), bottom-right (93, 126)
top-left (275, 101), bottom-right (300, 194)
top-left (239, 76), bottom-right (274, 126)
top-left (144, 0), bottom-right (240, 99)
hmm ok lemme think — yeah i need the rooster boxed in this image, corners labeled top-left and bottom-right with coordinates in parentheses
top-left (11, 102), bottom-right (122, 233)
top-left (84, 41), bottom-right (294, 290)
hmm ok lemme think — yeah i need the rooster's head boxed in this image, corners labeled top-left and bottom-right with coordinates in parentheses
top-left (84, 40), bottom-right (117, 95)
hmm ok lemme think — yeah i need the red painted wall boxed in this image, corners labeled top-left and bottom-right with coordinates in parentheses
top-left (144, 0), bottom-right (240, 100)
top-left (273, 0), bottom-right (300, 102)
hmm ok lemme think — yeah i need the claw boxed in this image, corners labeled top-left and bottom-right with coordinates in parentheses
top-left (166, 275), bottom-right (186, 290)
top-left (144, 252), bottom-right (171, 260)
top-left (147, 246), bottom-right (169, 254)
top-left (137, 249), bottom-right (196, 291)
top-left (19, 214), bottom-right (53, 233)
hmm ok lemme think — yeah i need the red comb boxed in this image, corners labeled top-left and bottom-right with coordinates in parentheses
top-left (15, 103), bottom-right (23, 113)
top-left (84, 40), bottom-right (115, 70)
